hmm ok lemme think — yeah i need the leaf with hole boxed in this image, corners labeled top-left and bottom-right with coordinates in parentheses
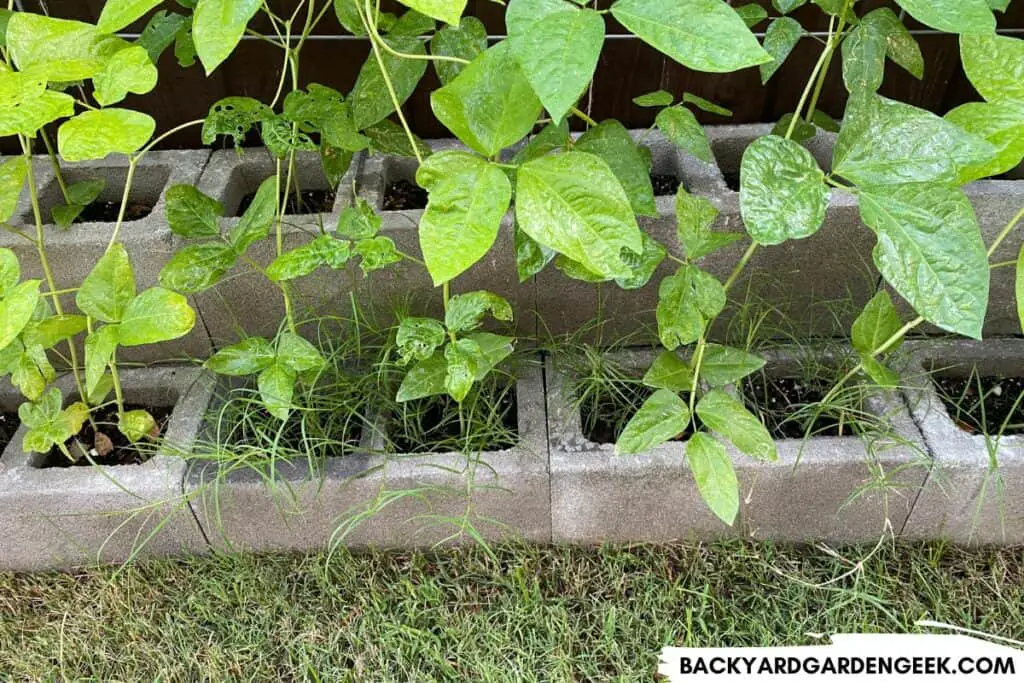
top-left (417, 152), bottom-right (511, 285)
top-left (697, 389), bottom-right (776, 461)
top-left (354, 236), bottom-right (402, 274)
top-left (616, 389), bottom-right (690, 455)
top-left (858, 183), bottom-right (988, 340)
top-left (202, 97), bottom-right (272, 146)
top-left (397, 317), bottom-right (447, 364)
top-left (445, 291), bottom-right (513, 333)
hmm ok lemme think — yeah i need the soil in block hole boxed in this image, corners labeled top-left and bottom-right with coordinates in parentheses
top-left (74, 200), bottom-right (153, 223)
top-left (933, 375), bottom-right (1024, 436)
top-left (41, 404), bottom-right (174, 468)
top-left (743, 376), bottom-right (851, 439)
top-left (581, 383), bottom-right (697, 444)
top-left (236, 189), bottom-right (336, 216)
top-left (387, 388), bottom-right (518, 453)
top-left (650, 174), bottom-right (681, 196)
top-left (0, 412), bottom-right (19, 452)
top-left (383, 179), bottom-right (428, 210)
top-left (723, 171), bottom-right (741, 192)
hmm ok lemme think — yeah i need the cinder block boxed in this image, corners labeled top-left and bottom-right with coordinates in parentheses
top-left (187, 360), bottom-right (550, 552)
top-left (901, 339), bottom-right (1024, 545)
top-left (546, 346), bottom-right (929, 544)
top-left (3, 150), bottom-right (213, 362)
top-left (0, 366), bottom-right (214, 571)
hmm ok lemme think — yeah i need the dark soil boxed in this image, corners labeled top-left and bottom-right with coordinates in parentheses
top-left (388, 390), bottom-right (518, 454)
top-left (236, 189), bottom-right (336, 216)
top-left (0, 412), bottom-right (19, 452)
top-left (41, 404), bottom-right (174, 468)
top-left (933, 375), bottom-right (1024, 436)
top-left (580, 383), bottom-right (696, 444)
top-left (75, 200), bottom-right (153, 223)
top-left (650, 174), bottom-right (681, 196)
top-left (742, 376), bottom-right (846, 439)
top-left (382, 179), bottom-right (428, 210)
top-left (723, 171), bottom-right (741, 192)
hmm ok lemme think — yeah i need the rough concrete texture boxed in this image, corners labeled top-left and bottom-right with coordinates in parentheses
top-left (900, 339), bottom-right (1024, 545)
top-left (0, 367), bottom-right (214, 571)
top-left (187, 361), bottom-right (550, 552)
top-left (546, 346), bottom-right (929, 544)
top-left (186, 148), bottom-right (362, 345)
top-left (3, 151), bottom-right (213, 362)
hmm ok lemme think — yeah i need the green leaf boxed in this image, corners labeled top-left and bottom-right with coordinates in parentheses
top-left (7, 14), bottom-right (112, 81)
top-left (633, 90), bottom-right (674, 107)
top-left (697, 389), bottom-right (776, 461)
top-left (93, 44), bottom-right (157, 106)
top-left (266, 235), bottom-right (351, 282)
top-left (58, 109), bottom-right (155, 162)
top-left (851, 290), bottom-right (902, 356)
top-left (834, 95), bottom-right (996, 187)
top-left (859, 353), bottom-right (900, 388)
top-left (0, 88), bottom-right (74, 138)
top-left (740, 135), bottom-right (829, 245)
top-left (615, 389), bottom-right (690, 455)
top-left (511, 120), bottom-right (570, 165)
top-left (277, 332), bottom-right (325, 373)
top-left (813, 0), bottom-right (861, 22)
top-left (136, 10), bottom-right (189, 63)
top-left (397, 353), bottom-right (448, 402)
top-left (771, 114), bottom-right (817, 143)
top-left (334, 0), bottom-right (368, 35)
top-left (988, 0), bottom-right (1011, 11)
top-left (84, 324), bottom-right (119, 396)
top-left (466, 332), bottom-right (514, 379)
top-left (284, 85), bottom-right (368, 152)
top-left (174, 22), bottom-right (197, 67)
top-left (20, 389), bottom-right (89, 454)
top-left (655, 106), bottom-right (712, 163)
top-left (201, 96), bottom-right (272, 146)
top-left (117, 287), bottom-right (195, 346)
top-left (431, 41), bottom-right (542, 156)
top-left (861, 8), bottom-right (924, 80)
top-left (507, 0), bottom-right (604, 124)
top-left (52, 179), bottom-right (105, 228)
top-left (516, 151), bottom-right (643, 279)
top-left (676, 188), bottom-right (741, 260)
top-left (682, 93), bottom-right (733, 117)
top-left (98, 0), bottom-right (163, 33)
top-left (229, 175), bottom-right (276, 253)
top-left (841, 21), bottom-right (886, 94)
top-left (892, 0), bottom-right (995, 34)
top-left (687, 432), bottom-right (739, 525)
top-left (515, 224), bottom-right (555, 282)
top-left (390, 9), bottom-right (436, 36)
top-left (192, 0), bottom-right (261, 74)
top-left (77, 243), bottom-right (135, 323)
top-left (363, 120), bottom-right (428, 158)
top-left (733, 3), bottom-right (767, 28)
top-left (0, 280), bottom-right (40, 352)
top-left (445, 291), bottom-right (513, 333)
top-left (946, 101), bottom-right (1024, 183)
top-left (772, 0), bottom-right (807, 13)
top-left (354, 236), bottom-right (401, 274)
top-left (337, 197), bottom-right (382, 239)
top-left (0, 248), bottom-right (18, 297)
top-left (444, 338), bottom-right (483, 402)
top-left (205, 336), bottom-right (275, 376)
top-left (1017, 243), bottom-right (1024, 335)
top-left (611, 0), bottom-right (771, 72)
top-left (616, 232), bottom-right (666, 290)
top-left (320, 142), bottom-right (354, 186)
top-left (261, 114), bottom-right (317, 159)
top-left (859, 184), bottom-right (989, 339)
top-left (0, 156), bottom-right (27, 223)
top-left (699, 344), bottom-right (765, 387)
top-left (397, 317), bottom-right (446, 364)
top-left (12, 344), bottom-right (53, 403)
top-left (961, 34), bottom-right (1024, 104)
top-left (642, 350), bottom-right (694, 392)
top-left (555, 255), bottom-right (608, 283)
top-left (350, 35), bottom-right (428, 130)
top-left (760, 17), bottom-right (802, 84)
top-left (23, 314), bottom-right (87, 350)
top-left (417, 152), bottom-right (512, 285)
top-left (656, 264), bottom-right (725, 350)
top-left (575, 120), bottom-right (657, 217)
top-left (258, 362), bottom-right (296, 421)
top-left (165, 184), bottom-right (223, 238)
top-left (119, 408), bottom-right (156, 442)
top-left (431, 17), bottom-right (488, 85)
top-left (396, 0), bottom-right (465, 25)
top-left (159, 243), bottom-right (236, 293)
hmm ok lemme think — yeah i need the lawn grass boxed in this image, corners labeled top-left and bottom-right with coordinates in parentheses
top-left (1, 542), bottom-right (1023, 681)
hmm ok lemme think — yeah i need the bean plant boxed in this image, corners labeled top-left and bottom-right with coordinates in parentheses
top-left (0, 0), bottom-right (1022, 525)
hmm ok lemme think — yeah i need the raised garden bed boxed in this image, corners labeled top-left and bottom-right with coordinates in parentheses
top-left (186, 359), bottom-right (550, 552)
top-left (900, 339), bottom-right (1024, 546)
top-left (0, 367), bottom-right (213, 571)
top-left (545, 346), bottom-right (929, 544)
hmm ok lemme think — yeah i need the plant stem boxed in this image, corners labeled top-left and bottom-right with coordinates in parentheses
top-left (107, 159), bottom-right (137, 249)
top-left (108, 350), bottom-right (126, 421)
top-left (723, 242), bottom-right (758, 293)
top-left (987, 206), bottom-right (1024, 258)
top-left (134, 119), bottom-right (206, 158)
top-left (443, 282), bottom-right (455, 343)
top-left (786, 14), bottom-right (837, 140)
top-left (570, 107), bottom-right (598, 127)
top-left (819, 316), bottom-right (924, 407)
top-left (39, 130), bottom-right (70, 204)
top-left (804, 0), bottom-right (853, 124)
